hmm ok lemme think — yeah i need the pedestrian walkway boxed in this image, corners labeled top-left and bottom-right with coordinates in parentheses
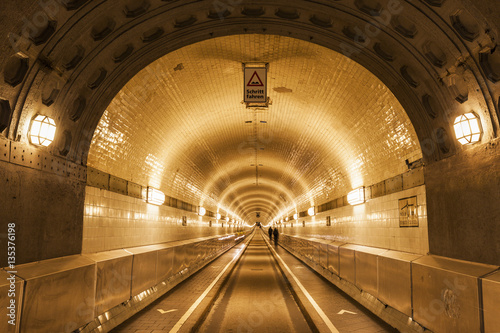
top-left (111, 237), bottom-right (250, 332)
top-left (264, 231), bottom-right (397, 333)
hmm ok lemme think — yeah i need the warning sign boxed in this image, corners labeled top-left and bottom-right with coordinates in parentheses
top-left (244, 67), bottom-right (267, 103)
top-left (247, 71), bottom-right (264, 86)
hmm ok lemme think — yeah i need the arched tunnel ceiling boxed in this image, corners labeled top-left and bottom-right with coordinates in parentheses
top-left (87, 34), bottom-right (422, 222)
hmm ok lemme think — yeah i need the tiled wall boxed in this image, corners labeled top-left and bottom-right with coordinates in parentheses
top-left (82, 186), bottom-right (239, 253)
top-left (83, 185), bottom-right (427, 254)
top-left (281, 185), bottom-right (428, 254)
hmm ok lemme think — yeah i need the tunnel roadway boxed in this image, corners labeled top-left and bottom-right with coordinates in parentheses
top-left (112, 231), bottom-right (397, 333)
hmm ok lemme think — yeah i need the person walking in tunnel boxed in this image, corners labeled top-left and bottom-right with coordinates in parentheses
top-left (273, 227), bottom-right (279, 246)
top-left (268, 226), bottom-right (273, 242)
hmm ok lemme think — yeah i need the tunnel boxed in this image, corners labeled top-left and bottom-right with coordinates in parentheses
top-left (0, 0), bottom-right (499, 332)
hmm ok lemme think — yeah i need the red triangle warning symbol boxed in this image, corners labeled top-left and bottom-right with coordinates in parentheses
top-left (247, 71), bottom-right (264, 86)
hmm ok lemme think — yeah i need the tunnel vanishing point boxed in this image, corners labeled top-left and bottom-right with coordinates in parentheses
top-left (0, 0), bottom-right (499, 332)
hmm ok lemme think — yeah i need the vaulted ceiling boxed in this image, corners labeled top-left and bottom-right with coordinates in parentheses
top-left (87, 35), bottom-right (421, 222)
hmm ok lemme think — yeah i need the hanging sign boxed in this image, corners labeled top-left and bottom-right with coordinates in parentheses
top-left (244, 67), bottom-right (267, 103)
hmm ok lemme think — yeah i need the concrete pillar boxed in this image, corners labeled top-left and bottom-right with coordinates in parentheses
top-left (0, 161), bottom-right (85, 266)
top-left (425, 139), bottom-right (500, 265)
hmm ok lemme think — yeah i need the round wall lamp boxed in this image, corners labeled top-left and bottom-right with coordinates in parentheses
top-left (29, 115), bottom-right (56, 147)
top-left (308, 207), bottom-right (315, 216)
top-left (454, 112), bottom-right (482, 145)
top-left (198, 207), bottom-right (206, 216)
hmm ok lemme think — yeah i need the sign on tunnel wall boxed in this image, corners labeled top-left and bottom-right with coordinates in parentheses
top-left (399, 196), bottom-right (419, 227)
top-left (244, 67), bottom-right (267, 103)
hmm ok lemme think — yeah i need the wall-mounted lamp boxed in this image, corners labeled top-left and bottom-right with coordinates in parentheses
top-left (216, 213), bottom-right (221, 220)
top-left (293, 213), bottom-right (298, 220)
top-left (454, 112), bottom-right (482, 145)
top-left (347, 187), bottom-right (365, 205)
top-left (29, 115), bottom-right (56, 147)
top-left (308, 207), bottom-right (315, 216)
top-left (198, 206), bottom-right (206, 216)
top-left (285, 217), bottom-right (289, 222)
top-left (225, 217), bottom-right (229, 222)
top-left (146, 187), bottom-right (165, 205)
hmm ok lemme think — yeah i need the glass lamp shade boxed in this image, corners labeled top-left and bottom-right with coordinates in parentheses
top-left (347, 187), bottom-right (365, 205)
top-left (29, 115), bottom-right (56, 146)
top-left (146, 187), bottom-right (165, 205)
top-left (199, 207), bottom-right (206, 216)
top-left (454, 113), bottom-right (482, 145)
top-left (307, 207), bottom-right (315, 216)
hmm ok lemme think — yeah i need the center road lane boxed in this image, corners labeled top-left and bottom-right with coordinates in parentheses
top-left (197, 232), bottom-right (312, 333)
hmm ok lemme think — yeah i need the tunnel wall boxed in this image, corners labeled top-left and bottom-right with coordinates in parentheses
top-left (282, 185), bottom-right (428, 255)
top-left (425, 139), bottom-right (500, 265)
top-left (277, 233), bottom-right (500, 333)
top-left (83, 186), bottom-right (240, 253)
top-left (0, 145), bottom-right (87, 266)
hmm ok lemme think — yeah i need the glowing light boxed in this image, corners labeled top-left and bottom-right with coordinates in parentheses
top-left (146, 187), bottom-right (165, 205)
top-left (308, 207), bottom-right (315, 216)
top-left (454, 112), bottom-right (482, 145)
top-left (29, 115), bottom-right (56, 146)
top-left (225, 217), bottom-right (229, 222)
top-left (199, 207), bottom-right (206, 216)
top-left (348, 187), bottom-right (365, 205)
top-left (216, 213), bottom-right (221, 220)
top-left (293, 213), bottom-right (298, 220)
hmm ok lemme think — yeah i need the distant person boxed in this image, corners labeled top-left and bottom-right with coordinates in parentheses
top-left (268, 227), bottom-right (273, 242)
top-left (273, 228), bottom-right (279, 246)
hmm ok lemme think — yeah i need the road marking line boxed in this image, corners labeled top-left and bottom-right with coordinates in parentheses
top-left (169, 243), bottom-right (247, 333)
top-left (158, 309), bottom-right (178, 314)
top-left (268, 242), bottom-right (340, 333)
top-left (338, 309), bottom-right (357, 315)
